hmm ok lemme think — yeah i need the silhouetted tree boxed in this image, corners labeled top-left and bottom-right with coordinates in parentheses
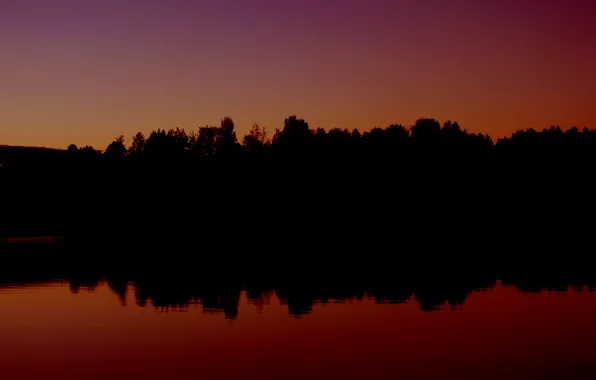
top-left (441, 121), bottom-right (466, 142)
top-left (242, 124), bottom-right (270, 154)
top-left (272, 116), bottom-right (312, 157)
top-left (129, 132), bottom-right (146, 155)
top-left (326, 128), bottom-right (353, 158)
top-left (144, 129), bottom-right (167, 159)
top-left (385, 124), bottom-right (409, 144)
top-left (143, 128), bottom-right (189, 159)
top-left (167, 128), bottom-right (190, 152)
top-left (411, 118), bottom-right (441, 143)
top-left (195, 126), bottom-right (218, 156)
top-left (104, 135), bottom-right (127, 158)
top-left (79, 145), bottom-right (99, 158)
top-left (215, 117), bottom-right (239, 157)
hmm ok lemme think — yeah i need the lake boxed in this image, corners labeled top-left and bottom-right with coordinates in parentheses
top-left (1, 279), bottom-right (595, 380)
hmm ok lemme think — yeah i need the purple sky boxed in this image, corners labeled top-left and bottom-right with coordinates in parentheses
top-left (1, 0), bottom-right (595, 148)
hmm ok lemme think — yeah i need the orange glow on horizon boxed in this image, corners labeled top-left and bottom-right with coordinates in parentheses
top-left (1, 1), bottom-right (595, 149)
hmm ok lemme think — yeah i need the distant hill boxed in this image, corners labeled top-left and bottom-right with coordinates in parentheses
top-left (0, 145), bottom-right (63, 151)
top-left (0, 145), bottom-right (67, 164)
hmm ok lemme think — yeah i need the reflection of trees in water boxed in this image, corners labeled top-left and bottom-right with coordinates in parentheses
top-left (62, 276), bottom-right (596, 319)
top-left (500, 276), bottom-right (596, 293)
top-left (3, 245), bottom-right (595, 319)
top-left (69, 278), bottom-right (100, 294)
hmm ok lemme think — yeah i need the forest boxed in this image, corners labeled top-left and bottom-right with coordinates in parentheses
top-left (3, 116), bottom-right (596, 165)
top-left (1, 116), bottom-right (594, 247)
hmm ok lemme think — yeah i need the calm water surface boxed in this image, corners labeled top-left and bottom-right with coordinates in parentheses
top-left (1, 281), bottom-right (595, 380)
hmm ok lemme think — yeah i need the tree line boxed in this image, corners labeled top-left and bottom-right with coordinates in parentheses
top-left (62, 116), bottom-right (596, 162)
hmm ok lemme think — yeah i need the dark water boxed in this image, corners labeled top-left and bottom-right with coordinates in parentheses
top-left (1, 280), bottom-right (595, 380)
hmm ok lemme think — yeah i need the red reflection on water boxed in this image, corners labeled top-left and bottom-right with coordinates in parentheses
top-left (0, 282), bottom-right (595, 380)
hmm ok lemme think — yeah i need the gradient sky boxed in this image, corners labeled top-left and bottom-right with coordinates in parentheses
top-left (1, 0), bottom-right (595, 149)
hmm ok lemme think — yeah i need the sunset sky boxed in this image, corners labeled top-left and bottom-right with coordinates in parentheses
top-left (1, 0), bottom-right (595, 149)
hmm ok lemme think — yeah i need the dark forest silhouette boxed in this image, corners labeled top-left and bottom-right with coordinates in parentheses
top-left (3, 116), bottom-right (596, 164)
top-left (1, 116), bottom-right (595, 250)
top-left (57, 118), bottom-right (596, 162)
top-left (1, 118), bottom-right (595, 380)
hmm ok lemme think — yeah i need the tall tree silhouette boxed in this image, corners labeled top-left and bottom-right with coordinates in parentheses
top-left (104, 136), bottom-right (127, 158)
top-left (129, 132), bottom-right (146, 155)
top-left (411, 118), bottom-right (441, 143)
top-left (242, 124), bottom-right (270, 155)
top-left (144, 128), bottom-right (189, 159)
top-left (80, 146), bottom-right (99, 157)
top-left (195, 126), bottom-right (218, 156)
top-left (272, 116), bottom-right (311, 157)
top-left (215, 117), bottom-right (239, 157)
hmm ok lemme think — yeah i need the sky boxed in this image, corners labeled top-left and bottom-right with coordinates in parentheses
top-left (1, 0), bottom-right (595, 149)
